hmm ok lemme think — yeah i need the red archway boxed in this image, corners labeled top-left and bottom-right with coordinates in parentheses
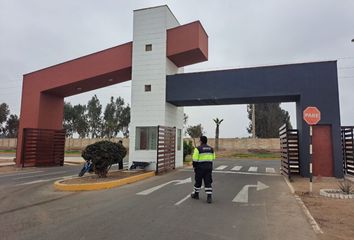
top-left (16, 21), bottom-right (208, 167)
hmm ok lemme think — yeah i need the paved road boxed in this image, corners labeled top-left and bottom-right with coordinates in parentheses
top-left (0, 159), bottom-right (318, 240)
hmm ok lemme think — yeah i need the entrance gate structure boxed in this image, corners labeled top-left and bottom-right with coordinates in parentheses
top-left (16, 5), bottom-right (343, 177)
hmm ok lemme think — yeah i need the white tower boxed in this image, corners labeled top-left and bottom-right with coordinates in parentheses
top-left (129, 6), bottom-right (185, 170)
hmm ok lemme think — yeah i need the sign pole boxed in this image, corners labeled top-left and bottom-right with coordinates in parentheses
top-left (309, 125), bottom-right (313, 193)
top-left (303, 106), bottom-right (321, 194)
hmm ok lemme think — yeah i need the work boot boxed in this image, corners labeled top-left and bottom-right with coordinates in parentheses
top-left (207, 194), bottom-right (212, 204)
top-left (191, 192), bottom-right (199, 200)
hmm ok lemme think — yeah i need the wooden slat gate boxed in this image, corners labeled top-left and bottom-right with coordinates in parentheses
top-left (156, 126), bottom-right (176, 174)
top-left (279, 124), bottom-right (300, 179)
top-left (341, 126), bottom-right (354, 176)
top-left (22, 128), bottom-right (66, 167)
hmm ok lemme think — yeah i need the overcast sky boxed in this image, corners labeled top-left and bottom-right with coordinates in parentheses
top-left (1, 0), bottom-right (354, 138)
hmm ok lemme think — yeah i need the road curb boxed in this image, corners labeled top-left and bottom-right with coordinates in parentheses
top-left (54, 171), bottom-right (155, 191)
top-left (283, 176), bottom-right (324, 234)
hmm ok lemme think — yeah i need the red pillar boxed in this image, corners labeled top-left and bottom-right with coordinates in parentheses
top-left (16, 80), bottom-right (64, 167)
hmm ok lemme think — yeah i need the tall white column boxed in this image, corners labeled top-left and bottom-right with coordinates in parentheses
top-left (129, 6), bottom-right (184, 170)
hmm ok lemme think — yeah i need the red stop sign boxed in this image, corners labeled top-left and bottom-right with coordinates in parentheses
top-left (303, 107), bottom-right (321, 125)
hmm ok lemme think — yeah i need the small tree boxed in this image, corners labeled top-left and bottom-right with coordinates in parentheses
top-left (213, 118), bottom-right (224, 151)
top-left (63, 102), bottom-right (75, 137)
top-left (4, 114), bottom-right (19, 138)
top-left (119, 104), bottom-right (130, 138)
top-left (186, 124), bottom-right (205, 147)
top-left (0, 103), bottom-right (10, 136)
top-left (81, 141), bottom-right (127, 178)
top-left (87, 95), bottom-right (102, 138)
top-left (73, 104), bottom-right (89, 138)
top-left (183, 140), bottom-right (194, 161)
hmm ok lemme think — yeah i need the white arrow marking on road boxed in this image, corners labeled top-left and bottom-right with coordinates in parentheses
top-left (232, 181), bottom-right (269, 203)
top-left (136, 177), bottom-right (192, 195)
top-left (175, 186), bottom-right (204, 206)
top-left (174, 177), bottom-right (192, 185)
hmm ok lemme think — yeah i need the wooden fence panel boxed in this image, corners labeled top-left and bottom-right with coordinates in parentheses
top-left (279, 124), bottom-right (300, 179)
top-left (22, 128), bottom-right (65, 167)
top-left (156, 126), bottom-right (176, 174)
top-left (341, 126), bottom-right (354, 175)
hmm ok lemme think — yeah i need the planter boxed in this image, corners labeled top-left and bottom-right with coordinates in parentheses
top-left (320, 189), bottom-right (354, 199)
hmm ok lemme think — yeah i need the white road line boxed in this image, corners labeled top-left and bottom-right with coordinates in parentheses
top-left (0, 170), bottom-right (44, 178)
top-left (175, 193), bottom-right (192, 206)
top-left (248, 167), bottom-right (258, 172)
top-left (181, 169), bottom-right (280, 177)
top-left (266, 168), bottom-right (275, 173)
top-left (231, 166), bottom-right (242, 171)
top-left (294, 195), bottom-right (323, 234)
top-left (283, 176), bottom-right (323, 234)
top-left (137, 181), bottom-right (175, 195)
top-left (16, 175), bottom-right (75, 186)
top-left (175, 185), bottom-right (204, 206)
top-left (283, 176), bottom-right (295, 194)
top-left (216, 165), bottom-right (228, 170)
top-left (14, 171), bottom-right (68, 180)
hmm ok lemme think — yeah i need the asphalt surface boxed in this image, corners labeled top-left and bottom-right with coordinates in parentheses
top-left (0, 159), bottom-right (318, 240)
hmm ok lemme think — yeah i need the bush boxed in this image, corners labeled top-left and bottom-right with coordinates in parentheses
top-left (82, 141), bottom-right (127, 178)
top-left (183, 140), bottom-right (194, 161)
top-left (338, 179), bottom-right (353, 194)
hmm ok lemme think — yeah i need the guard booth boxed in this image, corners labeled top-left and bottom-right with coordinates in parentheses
top-left (16, 5), bottom-right (343, 177)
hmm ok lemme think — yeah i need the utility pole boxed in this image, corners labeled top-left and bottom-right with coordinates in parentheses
top-left (252, 104), bottom-right (256, 138)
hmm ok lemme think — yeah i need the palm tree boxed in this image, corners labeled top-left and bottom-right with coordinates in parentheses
top-left (213, 118), bottom-right (224, 151)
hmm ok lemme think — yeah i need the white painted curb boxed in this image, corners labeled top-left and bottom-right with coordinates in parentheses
top-left (319, 189), bottom-right (354, 199)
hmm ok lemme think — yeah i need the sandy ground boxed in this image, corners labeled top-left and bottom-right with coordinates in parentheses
top-left (291, 177), bottom-right (354, 240)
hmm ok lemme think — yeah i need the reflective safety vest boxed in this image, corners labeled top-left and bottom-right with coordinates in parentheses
top-left (192, 144), bottom-right (215, 162)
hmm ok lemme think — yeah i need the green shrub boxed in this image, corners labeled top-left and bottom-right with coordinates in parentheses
top-left (338, 179), bottom-right (353, 194)
top-left (82, 141), bottom-right (127, 178)
top-left (183, 140), bottom-right (194, 161)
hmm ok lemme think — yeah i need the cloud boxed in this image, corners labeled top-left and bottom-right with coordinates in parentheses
top-left (0, 0), bottom-right (353, 137)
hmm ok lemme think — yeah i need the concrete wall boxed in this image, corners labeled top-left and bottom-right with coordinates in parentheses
top-left (0, 138), bottom-right (280, 152)
top-left (0, 138), bottom-right (17, 150)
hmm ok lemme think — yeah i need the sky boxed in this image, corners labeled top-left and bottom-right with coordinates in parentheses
top-left (0, 0), bottom-right (354, 138)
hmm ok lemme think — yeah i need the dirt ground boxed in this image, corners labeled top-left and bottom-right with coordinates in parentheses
top-left (62, 170), bottom-right (146, 184)
top-left (0, 165), bottom-right (35, 173)
top-left (291, 177), bottom-right (354, 240)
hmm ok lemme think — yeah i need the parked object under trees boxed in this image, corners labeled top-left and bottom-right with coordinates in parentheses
top-left (81, 141), bottom-right (127, 178)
